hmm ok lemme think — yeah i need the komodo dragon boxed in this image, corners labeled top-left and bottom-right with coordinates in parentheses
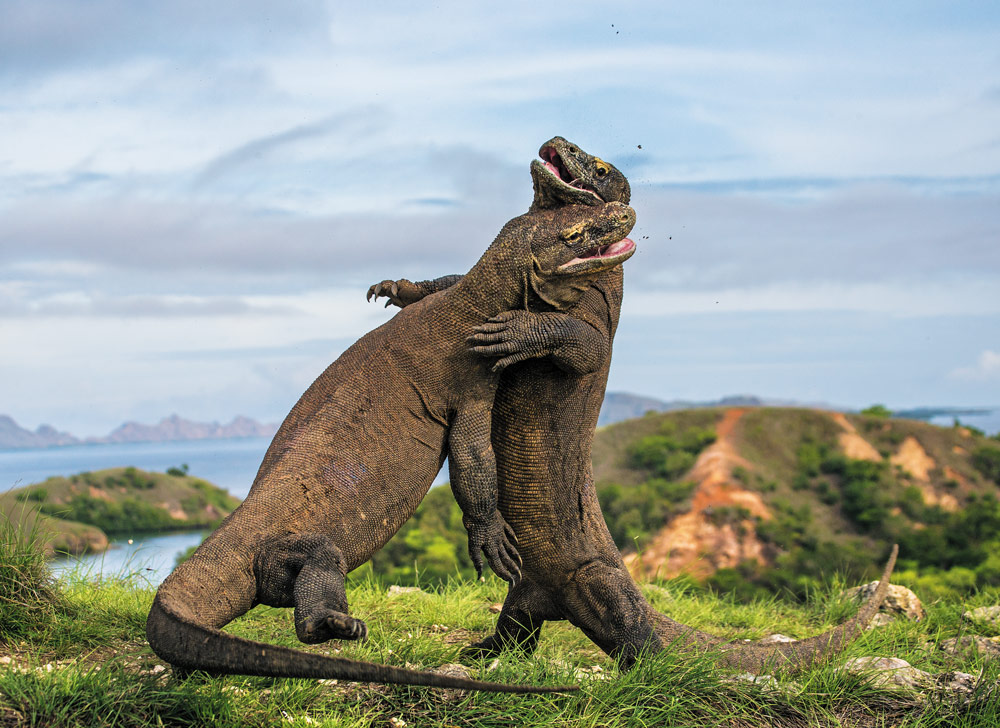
top-left (370, 136), bottom-right (898, 672)
top-left (145, 200), bottom-right (637, 693)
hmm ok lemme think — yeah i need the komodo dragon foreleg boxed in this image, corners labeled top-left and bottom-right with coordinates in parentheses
top-left (449, 398), bottom-right (522, 582)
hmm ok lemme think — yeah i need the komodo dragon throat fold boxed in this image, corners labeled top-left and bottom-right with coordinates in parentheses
top-left (371, 136), bottom-right (899, 673)
top-left (146, 200), bottom-right (636, 693)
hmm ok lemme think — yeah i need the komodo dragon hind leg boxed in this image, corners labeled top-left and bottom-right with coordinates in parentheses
top-left (255, 533), bottom-right (368, 644)
top-left (461, 578), bottom-right (561, 659)
top-left (560, 561), bottom-right (660, 670)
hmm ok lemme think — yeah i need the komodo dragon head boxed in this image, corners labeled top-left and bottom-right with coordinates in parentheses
top-left (520, 201), bottom-right (636, 310)
top-left (530, 136), bottom-right (631, 210)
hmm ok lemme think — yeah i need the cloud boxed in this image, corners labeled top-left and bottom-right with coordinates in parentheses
top-left (950, 350), bottom-right (1000, 381)
top-left (194, 109), bottom-right (385, 188)
top-left (0, 291), bottom-right (297, 318)
top-left (0, 0), bottom-right (330, 74)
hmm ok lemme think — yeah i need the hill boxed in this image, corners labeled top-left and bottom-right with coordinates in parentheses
top-left (0, 466), bottom-right (240, 556)
top-left (594, 407), bottom-right (1000, 599)
top-left (372, 406), bottom-right (1000, 601)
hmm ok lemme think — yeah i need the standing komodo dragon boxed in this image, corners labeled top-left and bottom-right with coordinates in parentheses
top-left (370, 136), bottom-right (898, 672)
top-left (146, 200), bottom-right (637, 693)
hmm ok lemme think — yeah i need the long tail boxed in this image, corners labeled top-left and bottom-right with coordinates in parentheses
top-left (146, 595), bottom-right (577, 693)
top-left (649, 545), bottom-right (899, 672)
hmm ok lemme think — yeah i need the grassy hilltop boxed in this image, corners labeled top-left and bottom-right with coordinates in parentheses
top-left (379, 407), bottom-right (1000, 603)
top-left (0, 467), bottom-right (239, 556)
top-left (591, 407), bottom-right (1000, 602)
top-left (2, 517), bottom-right (1000, 727)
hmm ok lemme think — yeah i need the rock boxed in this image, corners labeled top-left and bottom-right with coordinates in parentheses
top-left (488, 602), bottom-right (503, 613)
top-left (934, 671), bottom-right (977, 695)
top-left (843, 582), bottom-right (925, 622)
top-left (940, 635), bottom-right (1000, 657)
top-left (429, 663), bottom-right (475, 700)
top-left (548, 659), bottom-right (610, 680)
top-left (839, 656), bottom-right (933, 691)
top-left (759, 634), bottom-right (795, 643)
top-left (867, 613), bottom-right (895, 630)
top-left (722, 672), bottom-right (802, 696)
top-left (386, 585), bottom-right (423, 597)
top-left (963, 605), bottom-right (1000, 627)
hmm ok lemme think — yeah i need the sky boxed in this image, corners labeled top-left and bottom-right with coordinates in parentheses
top-left (1, 0), bottom-right (999, 436)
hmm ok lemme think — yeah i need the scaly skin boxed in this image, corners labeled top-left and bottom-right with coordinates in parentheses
top-left (371, 136), bottom-right (898, 672)
top-left (146, 200), bottom-right (637, 693)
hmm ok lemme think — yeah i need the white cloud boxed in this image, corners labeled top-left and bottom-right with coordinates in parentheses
top-left (950, 350), bottom-right (1000, 381)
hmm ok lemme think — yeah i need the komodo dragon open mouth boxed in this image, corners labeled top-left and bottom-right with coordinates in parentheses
top-left (539, 145), bottom-right (603, 201)
top-left (557, 237), bottom-right (635, 274)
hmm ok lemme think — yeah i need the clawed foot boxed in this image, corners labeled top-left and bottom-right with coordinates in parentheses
top-left (298, 612), bottom-right (369, 644)
top-left (459, 637), bottom-right (505, 662)
top-left (467, 311), bottom-right (549, 372)
top-left (465, 513), bottom-right (522, 584)
top-left (366, 279), bottom-right (424, 308)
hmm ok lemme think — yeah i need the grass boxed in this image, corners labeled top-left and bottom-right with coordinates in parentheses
top-left (2, 522), bottom-right (999, 726)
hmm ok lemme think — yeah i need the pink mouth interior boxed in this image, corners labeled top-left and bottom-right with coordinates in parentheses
top-left (541, 147), bottom-right (571, 182)
top-left (560, 238), bottom-right (635, 270)
top-left (540, 147), bottom-right (600, 198)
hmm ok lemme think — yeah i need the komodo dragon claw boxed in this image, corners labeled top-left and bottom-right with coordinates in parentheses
top-left (367, 279), bottom-right (424, 308)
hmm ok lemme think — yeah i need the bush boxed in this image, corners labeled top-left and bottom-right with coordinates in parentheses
top-left (598, 478), bottom-right (697, 550)
top-left (972, 445), bottom-right (1000, 483)
top-left (861, 404), bottom-right (892, 418)
top-left (0, 514), bottom-right (62, 639)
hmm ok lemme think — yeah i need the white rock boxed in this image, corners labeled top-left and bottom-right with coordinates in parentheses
top-left (759, 634), bottom-right (796, 643)
top-left (839, 656), bottom-right (933, 691)
top-left (843, 582), bottom-right (925, 622)
top-left (963, 605), bottom-right (1000, 626)
top-left (386, 585), bottom-right (423, 596)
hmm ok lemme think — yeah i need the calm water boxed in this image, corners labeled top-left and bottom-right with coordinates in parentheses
top-left (0, 437), bottom-right (273, 499)
top-left (3, 436), bottom-right (448, 583)
top-left (50, 530), bottom-right (208, 585)
top-left (929, 410), bottom-right (1000, 436)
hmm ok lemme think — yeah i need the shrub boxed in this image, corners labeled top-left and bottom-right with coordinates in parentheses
top-left (0, 514), bottom-right (62, 639)
top-left (972, 445), bottom-right (1000, 483)
top-left (861, 404), bottom-right (892, 418)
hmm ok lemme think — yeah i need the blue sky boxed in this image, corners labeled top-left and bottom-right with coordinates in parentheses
top-left (1, 1), bottom-right (998, 434)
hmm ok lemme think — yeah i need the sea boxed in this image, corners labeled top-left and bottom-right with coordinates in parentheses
top-left (1, 437), bottom-right (451, 585)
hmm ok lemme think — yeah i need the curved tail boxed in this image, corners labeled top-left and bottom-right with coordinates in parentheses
top-left (147, 595), bottom-right (577, 693)
top-left (650, 545), bottom-right (899, 672)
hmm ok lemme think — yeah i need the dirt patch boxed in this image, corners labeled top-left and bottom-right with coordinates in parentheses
top-left (831, 413), bottom-right (882, 462)
top-left (88, 485), bottom-right (114, 502)
top-left (626, 409), bottom-right (771, 580)
top-left (891, 436), bottom-right (936, 481)
top-left (159, 502), bottom-right (188, 520)
top-left (889, 437), bottom-right (957, 511)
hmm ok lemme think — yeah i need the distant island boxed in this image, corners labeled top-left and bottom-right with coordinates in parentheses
top-left (1, 397), bottom-right (994, 450)
top-left (0, 414), bottom-right (278, 450)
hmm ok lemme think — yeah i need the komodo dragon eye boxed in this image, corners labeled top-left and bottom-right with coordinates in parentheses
top-left (561, 225), bottom-right (584, 243)
top-left (595, 160), bottom-right (610, 178)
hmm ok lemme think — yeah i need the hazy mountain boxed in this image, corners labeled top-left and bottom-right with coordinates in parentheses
top-left (0, 416), bottom-right (80, 449)
top-left (92, 414), bottom-right (278, 444)
top-left (0, 414), bottom-right (277, 449)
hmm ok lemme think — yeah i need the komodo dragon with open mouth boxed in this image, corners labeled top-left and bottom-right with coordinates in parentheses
top-left (145, 199), bottom-right (637, 693)
top-left (371, 136), bottom-right (898, 673)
